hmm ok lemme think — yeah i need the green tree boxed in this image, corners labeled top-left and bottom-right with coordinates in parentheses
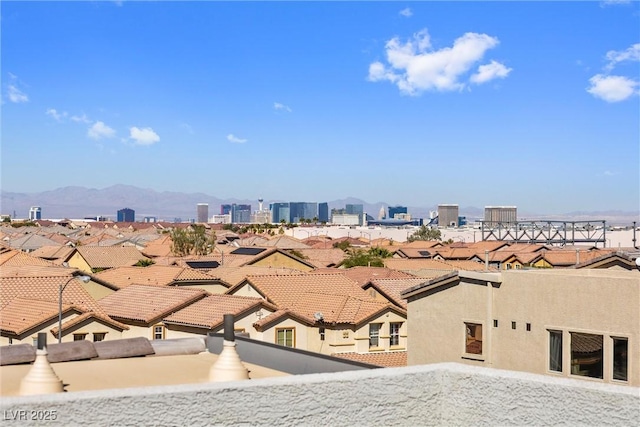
top-left (333, 240), bottom-right (352, 251)
top-left (407, 226), bottom-right (442, 242)
top-left (170, 225), bottom-right (216, 256)
top-left (287, 249), bottom-right (308, 260)
top-left (134, 259), bottom-right (155, 267)
top-left (341, 247), bottom-right (393, 268)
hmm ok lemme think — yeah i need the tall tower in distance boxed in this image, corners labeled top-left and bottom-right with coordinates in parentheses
top-left (258, 198), bottom-right (264, 212)
top-left (197, 203), bottom-right (209, 223)
top-left (29, 206), bottom-right (42, 221)
top-left (117, 208), bottom-right (135, 222)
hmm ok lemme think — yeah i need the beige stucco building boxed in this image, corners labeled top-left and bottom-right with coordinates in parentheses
top-left (403, 268), bottom-right (639, 386)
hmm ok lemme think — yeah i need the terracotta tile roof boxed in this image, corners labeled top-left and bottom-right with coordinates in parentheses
top-left (397, 240), bottom-right (443, 249)
top-left (262, 236), bottom-right (311, 249)
top-left (29, 245), bottom-right (75, 262)
top-left (366, 278), bottom-right (428, 309)
top-left (0, 298), bottom-right (75, 335)
top-left (311, 267), bottom-right (415, 286)
top-left (212, 266), bottom-right (305, 287)
top-left (93, 265), bottom-right (219, 289)
top-left (384, 258), bottom-right (496, 272)
top-left (468, 241), bottom-right (511, 251)
top-left (573, 251), bottom-right (637, 270)
top-left (164, 294), bottom-right (276, 329)
top-left (293, 248), bottom-right (346, 268)
top-left (533, 249), bottom-right (615, 267)
top-left (141, 235), bottom-right (174, 257)
top-left (49, 311), bottom-right (129, 336)
top-left (332, 351), bottom-right (407, 367)
top-left (394, 248), bottom-right (436, 259)
top-left (98, 284), bottom-right (207, 324)
top-left (241, 274), bottom-right (403, 327)
top-left (7, 234), bottom-right (60, 251)
top-left (0, 267), bottom-right (126, 332)
top-left (431, 247), bottom-right (479, 260)
top-left (75, 246), bottom-right (149, 269)
top-left (0, 248), bottom-right (58, 267)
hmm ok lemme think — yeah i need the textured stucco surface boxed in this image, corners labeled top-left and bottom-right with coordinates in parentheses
top-left (1, 363), bottom-right (638, 426)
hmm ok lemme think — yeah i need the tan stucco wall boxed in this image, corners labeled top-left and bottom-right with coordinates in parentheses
top-left (66, 252), bottom-right (92, 273)
top-left (250, 253), bottom-right (313, 271)
top-left (228, 282), bottom-right (265, 299)
top-left (407, 279), bottom-right (489, 367)
top-left (0, 315), bottom-right (123, 346)
top-left (82, 280), bottom-right (116, 300)
top-left (407, 269), bottom-right (639, 386)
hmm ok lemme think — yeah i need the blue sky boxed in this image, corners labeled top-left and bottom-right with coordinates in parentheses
top-left (2, 1), bottom-right (639, 214)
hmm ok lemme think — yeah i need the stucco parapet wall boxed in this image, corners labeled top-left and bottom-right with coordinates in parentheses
top-left (1, 363), bottom-right (638, 426)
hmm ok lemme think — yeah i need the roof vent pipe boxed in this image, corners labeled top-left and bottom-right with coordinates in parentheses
top-left (209, 314), bottom-right (249, 382)
top-left (20, 333), bottom-right (64, 395)
top-left (485, 250), bottom-right (489, 271)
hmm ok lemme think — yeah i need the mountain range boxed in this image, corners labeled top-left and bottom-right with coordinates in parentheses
top-left (1, 185), bottom-right (637, 225)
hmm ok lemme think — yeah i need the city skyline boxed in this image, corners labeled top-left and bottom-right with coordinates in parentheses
top-left (2, 1), bottom-right (638, 214)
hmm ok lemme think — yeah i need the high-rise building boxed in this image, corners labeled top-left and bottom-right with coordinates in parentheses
top-left (484, 206), bottom-right (517, 225)
top-left (378, 206), bottom-right (386, 220)
top-left (197, 203), bottom-right (209, 223)
top-left (318, 202), bottom-right (329, 223)
top-left (389, 206), bottom-right (408, 220)
top-left (289, 202), bottom-right (318, 223)
top-left (117, 208), bottom-right (135, 222)
top-left (438, 204), bottom-right (459, 227)
top-left (220, 204), bottom-right (232, 215)
top-left (270, 203), bottom-right (290, 224)
top-left (232, 204), bottom-right (251, 223)
top-left (346, 204), bottom-right (364, 226)
top-left (28, 206), bottom-right (42, 221)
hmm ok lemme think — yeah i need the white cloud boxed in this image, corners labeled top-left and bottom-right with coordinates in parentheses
top-left (274, 102), bottom-right (292, 112)
top-left (587, 74), bottom-right (638, 102)
top-left (7, 85), bottom-right (28, 103)
top-left (603, 170), bottom-right (617, 176)
top-left (604, 43), bottom-right (640, 71)
top-left (368, 29), bottom-right (507, 95)
top-left (88, 121), bottom-right (116, 139)
top-left (600, 0), bottom-right (631, 7)
top-left (71, 113), bottom-right (91, 124)
top-left (470, 60), bottom-right (512, 84)
top-left (46, 108), bottom-right (68, 122)
top-left (399, 8), bottom-right (412, 17)
top-left (129, 127), bottom-right (160, 145)
top-left (227, 134), bottom-right (247, 144)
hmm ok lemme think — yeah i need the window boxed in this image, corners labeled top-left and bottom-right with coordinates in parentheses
top-left (319, 327), bottom-right (325, 341)
top-left (465, 323), bottom-right (482, 355)
top-left (526, 323), bottom-right (531, 332)
top-left (613, 338), bottom-right (628, 381)
top-left (369, 323), bottom-right (381, 348)
top-left (73, 333), bottom-right (87, 341)
top-left (276, 328), bottom-right (294, 348)
top-left (493, 319), bottom-right (498, 328)
top-left (32, 337), bottom-right (38, 347)
top-left (390, 322), bottom-right (402, 346)
top-left (93, 332), bottom-right (106, 342)
top-left (153, 325), bottom-right (165, 340)
top-left (549, 330), bottom-right (563, 372)
top-left (570, 332), bottom-right (603, 379)
top-left (511, 321), bottom-right (516, 330)
top-left (342, 330), bottom-right (349, 339)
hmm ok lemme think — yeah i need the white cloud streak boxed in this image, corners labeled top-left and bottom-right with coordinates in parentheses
top-left (470, 60), bottom-right (512, 84)
top-left (227, 134), bottom-right (247, 144)
top-left (46, 108), bottom-right (68, 122)
top-left (129, 127), bottom-right (160, 145)
top-left (88, 121), bottom-right (116, 140)
top-left (368, 29), bottom-right (509, 95)
top-left (8, 85), bottom-right (29, 103)
top-left (587, 74), bottom-right (638, 103)
top-left (604, 43), bottom-right (640, 71)
top-left (274, 102), bottom-right (292, 112)
top-left (399, 8), bottom-right (412, 17)
top-left (71, 113), bottom-right (91, 124)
